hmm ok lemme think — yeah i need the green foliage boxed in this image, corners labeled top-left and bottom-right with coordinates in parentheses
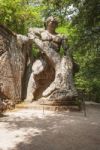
top-left (42, 0), bottom-right (73, 24)
top-left (0, 0), bottom-right (43, 34)
top-left (74, 50), bottom-right (100, 102)
top-left (70, 0), bottom-right (100, 102)
top-left (32, 44), bottom-right (40, 59)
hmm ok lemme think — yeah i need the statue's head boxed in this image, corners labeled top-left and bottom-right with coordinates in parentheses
top-left (44, 16), bottom-right (58, 30)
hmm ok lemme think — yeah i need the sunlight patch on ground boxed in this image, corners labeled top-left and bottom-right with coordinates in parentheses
top-left (0, 123), bottom-right (45, 150)
top-left (5, 109), bottom-right (54, 119)
top-left (0, 109), bottom-right (53, 150)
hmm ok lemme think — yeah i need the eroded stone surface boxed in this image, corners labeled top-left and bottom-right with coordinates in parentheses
top-left (27, 24), bottom-right (77, 104)
top-left (0, 25), bottom-right (32, 103)
top-left (26, 56), bottom-right (55, 101)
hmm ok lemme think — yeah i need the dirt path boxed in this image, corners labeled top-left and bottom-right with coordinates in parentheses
top-left (0, 104), bottom-right (100, 150)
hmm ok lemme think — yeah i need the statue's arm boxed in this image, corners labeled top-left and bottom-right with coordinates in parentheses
top-left (28, 29), bottom-right (44, 51)
top-left (17, 34), bottom-right (29, 44)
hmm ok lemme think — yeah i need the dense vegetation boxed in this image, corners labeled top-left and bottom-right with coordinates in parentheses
top-left (0, 0), bottom-right (100, 102)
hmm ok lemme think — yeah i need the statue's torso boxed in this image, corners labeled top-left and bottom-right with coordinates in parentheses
top-left (29, 27), bottom-right (68, 53)
top-left (41, 30), bottom-right (63, 52)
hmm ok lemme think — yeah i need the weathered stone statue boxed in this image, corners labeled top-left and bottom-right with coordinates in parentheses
top-left (26, 16), bottom-right (77, 104)
top-left (0, 17), bottom-right (78, 110)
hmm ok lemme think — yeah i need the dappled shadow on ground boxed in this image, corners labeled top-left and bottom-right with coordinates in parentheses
top-left (0, 105), bottom-right (100, 150)
top-left (0, 114), bottom-right (8, 118)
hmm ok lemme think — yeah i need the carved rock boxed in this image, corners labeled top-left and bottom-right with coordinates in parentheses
top-left (0, 25), bottom-right (32, 103)
top-left (26, 55), bottom-right (55, 101)
top-left (0, 25), bottom-right (78, 107)
top-left (26, 28), bottom-right (78, 104)
top-left (0, 99), bottom-right (7, 113)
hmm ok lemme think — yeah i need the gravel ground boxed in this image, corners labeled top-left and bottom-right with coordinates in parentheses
top-left (0, 104), bottom-right (100, 150)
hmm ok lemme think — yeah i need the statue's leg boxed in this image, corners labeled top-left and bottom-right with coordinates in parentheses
top-left (25, 73), bottom-right (36, 102)
top-left (42, 49), bottom-right (67, 97)
top-left (42, 62), bottom-right (62, 97)
top-left (42, 56), bottom-right (77, 98)
top-left (25, 58), bottom-right (47, 101)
